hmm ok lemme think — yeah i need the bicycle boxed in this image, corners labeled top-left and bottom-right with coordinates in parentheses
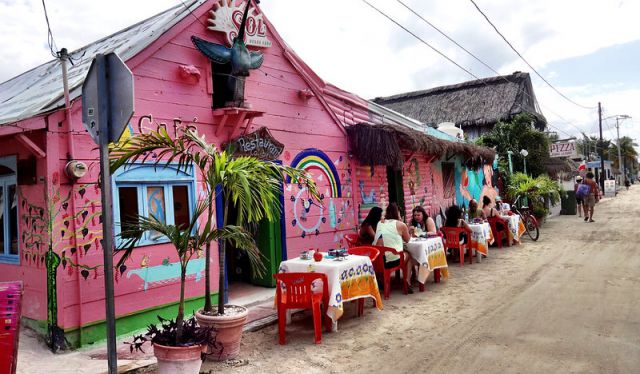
top-left (510, 195), bottom-right (540, 241)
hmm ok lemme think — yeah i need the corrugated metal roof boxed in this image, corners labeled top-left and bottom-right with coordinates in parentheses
top-left (0, 0), bottom-right (204, 126)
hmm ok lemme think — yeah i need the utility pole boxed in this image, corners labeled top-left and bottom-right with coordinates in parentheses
top-left (613, 115), bottom-right (631, 181)
top-left (616, 116), bottom-right (623, 180)
top-left (598, 102), bottom-right (605, 191)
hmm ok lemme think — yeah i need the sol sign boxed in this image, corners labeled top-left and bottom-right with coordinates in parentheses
top-left (208, 0), bottom-right (272, 48)
top-left (550, 141), bottom-right (577, 158)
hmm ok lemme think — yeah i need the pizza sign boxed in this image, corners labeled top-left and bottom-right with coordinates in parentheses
top-left (550, 141), bottom-right (577, 158)
top-left (207, 0), bottom-right (272, 48)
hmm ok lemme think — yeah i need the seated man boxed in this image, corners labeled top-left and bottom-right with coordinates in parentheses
top-left (495, 196), bottom-right (510, 213)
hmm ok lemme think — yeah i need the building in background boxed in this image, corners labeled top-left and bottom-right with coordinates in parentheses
top-left (372, 72), bottom-right (547, 140)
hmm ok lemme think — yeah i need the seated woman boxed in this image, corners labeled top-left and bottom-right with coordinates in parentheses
top-left (358, 207), bottom-right (383, 245)
top-left (443, 205), bottom-right (472, 260)
top-left (444, 205), bottom-right (471, 233)
top-left (481, 195), bottom-right (509, 229)
top-left (468, 199), bottom-right (485, 221)
top-left (409, 206), bottom-right (437, 237)
top-left (374, 203), bottom-right (412, 292)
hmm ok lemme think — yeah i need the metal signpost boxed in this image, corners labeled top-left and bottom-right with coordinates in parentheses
top-left (82, 53), bottom-right (134, 374)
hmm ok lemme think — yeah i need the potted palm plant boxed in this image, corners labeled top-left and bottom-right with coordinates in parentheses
top-left (114, 201), bottom-right (218, 373)
top-left (110, 126), bottom-right (318, 361)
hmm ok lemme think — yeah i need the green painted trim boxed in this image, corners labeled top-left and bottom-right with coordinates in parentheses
top-left (22, 317), bottom-right (48, 335)
top-left (63, 293), bottom-right (219, 348)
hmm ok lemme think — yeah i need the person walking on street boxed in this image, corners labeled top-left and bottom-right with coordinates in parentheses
top-left (624, 178), bottom-right (630, 191)
top-left (582, 172), bottom-right (600, 222)
top-left (574, 176), bottom-right (583, 217)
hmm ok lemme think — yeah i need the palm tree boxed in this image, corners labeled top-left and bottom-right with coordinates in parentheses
top-left (619, 137), bottom-right (638, 177)
top-left (110, 126), bottom-right (318, 316)
top-left (577, 132), bottom-right (611, 162)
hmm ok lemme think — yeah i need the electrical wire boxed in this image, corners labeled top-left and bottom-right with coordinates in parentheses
top-left (394, 0), bottom-right (583, 137)
top-left (395, 0), bottom-right (497, 76)
top-left (178, 0), bottom-right (586, 140)
top-left (361, 0), bottom-right (481, 80)
top-left (467, 0), bottom-right (596, 110)
top-left (41, 0), bottom-right (58, 57)
top-left (363, 0), bottom-right (577, 138)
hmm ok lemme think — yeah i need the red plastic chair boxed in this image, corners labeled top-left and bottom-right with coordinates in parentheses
top-left (487, 216), bottom-right (511, 248)
top-left (344, 233), bottom-right (360, 248)
top-left (274, 273), bottom-right (330, 345)
top-left (441, 227), bottom-right (473, 266)
top-left (347, 246), bottom-right (380, 316)
top-left (371, 245), bottom-right (408, 300)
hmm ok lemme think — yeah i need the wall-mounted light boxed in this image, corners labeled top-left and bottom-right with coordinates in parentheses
top-left (65, 160), bottom-right (88, 179)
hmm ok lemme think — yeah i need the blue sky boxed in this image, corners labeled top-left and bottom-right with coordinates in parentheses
top-left (0, 0), bottom-right (638, 150)
top-left (541, 39), bottom-right (640, 91)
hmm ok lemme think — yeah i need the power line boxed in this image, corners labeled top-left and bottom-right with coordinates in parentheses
top-left (395, 0), bottom-right (499, 77)
top-left (467, 0), bottom-right (597, 110)
top-left (380, 0), bottom-right (579, 137)
top-left (41, 0), bottom-right (58, 57)
top-left (360, 0), bottom-right (481, 80)
top-left (395, 0), bottom-right (584, 137)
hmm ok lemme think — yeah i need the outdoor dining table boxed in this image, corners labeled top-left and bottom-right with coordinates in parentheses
top-left (404, 236), bottom-right (449, 286)
top-left (501, 215), bottom-right (526, 244)
top-left (277, 253), bottom-right (383, 326)
top-left (468, 222), bottom-right (494, 260)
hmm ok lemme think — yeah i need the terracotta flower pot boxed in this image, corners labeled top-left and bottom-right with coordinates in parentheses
top-left (196, 305), bottom-right (249, 361)
top-left (153, 343), bottom-right (203, 374)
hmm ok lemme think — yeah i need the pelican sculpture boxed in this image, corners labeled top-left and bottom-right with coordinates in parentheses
top-left (191, 0), bottom-right (264, 77)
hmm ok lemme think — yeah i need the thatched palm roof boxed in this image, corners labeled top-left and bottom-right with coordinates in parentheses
top-left (346, 123), bottom-right (495, 169)
top-left (372, 72), bottom-right (546, 130)
top-left (544, 157), bottom-right (579, 177)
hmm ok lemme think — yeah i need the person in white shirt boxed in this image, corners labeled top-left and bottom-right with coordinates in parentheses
top-left (374, 203), bottom-right (413, 292)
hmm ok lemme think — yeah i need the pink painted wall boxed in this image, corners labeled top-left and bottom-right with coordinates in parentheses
top-left (429, 157), bottom-right (458, 216)
top-left (402, 153), bottom-right (436, 218)
top-left (353, 163), bottom-right (388, 225)
top-left (0, 128), bottom-right (48, 323)
top-left (2, 0), bottom-right (497, 339)
top-left (37, 1), bottom-right (354, 333)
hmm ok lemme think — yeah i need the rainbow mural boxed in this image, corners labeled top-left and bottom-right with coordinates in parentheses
top-left (287, 149), bottom-right (342, 198)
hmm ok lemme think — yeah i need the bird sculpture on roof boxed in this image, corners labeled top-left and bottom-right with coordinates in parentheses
top-left (191, 0), bottom-right (264, 77)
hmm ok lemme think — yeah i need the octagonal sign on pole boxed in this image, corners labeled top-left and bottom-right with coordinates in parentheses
top-left (81, 52), bottom-right (134, 374)
top-left (82, 53), bottom-right (134, 144)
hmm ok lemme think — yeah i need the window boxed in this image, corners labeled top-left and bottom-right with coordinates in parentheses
top-left (113, 164), bottom-right (196, 246)
top-left (0, 156), bottom-right (18, 264)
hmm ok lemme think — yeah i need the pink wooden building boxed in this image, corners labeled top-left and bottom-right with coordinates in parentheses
top-left (0, 0), bottom-right (495, 349)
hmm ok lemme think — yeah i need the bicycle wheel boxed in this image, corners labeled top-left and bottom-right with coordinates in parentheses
top-left (524, 215), bottom-right (539, 241)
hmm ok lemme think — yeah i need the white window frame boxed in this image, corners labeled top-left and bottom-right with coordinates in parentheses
top-left (112, 164), bottom-right (197, 247)
top-left (0, 156), bottom-right (18, 264)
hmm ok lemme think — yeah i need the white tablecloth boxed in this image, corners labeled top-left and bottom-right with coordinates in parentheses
top-left (405, 237), bottom-right (449, 284)
top-left (278, 254), bottom-right (382, 321)
top-left (501, 215), bottom-right (524, 243)
top-left (469, 223), bottom-right (493, 256)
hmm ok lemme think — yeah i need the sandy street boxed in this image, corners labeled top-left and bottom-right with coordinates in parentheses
top-left (195, 185), bottom-right (640, 374)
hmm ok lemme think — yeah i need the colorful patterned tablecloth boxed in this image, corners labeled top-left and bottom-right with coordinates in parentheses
top-left (405, 237), bottom-right (449, 284)
top-left (469, 222), bottom-right (494, 256)
top-left (501, 215), bottom-right (526, 243)
top-left (278, 254), bottom-right (383, 321)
